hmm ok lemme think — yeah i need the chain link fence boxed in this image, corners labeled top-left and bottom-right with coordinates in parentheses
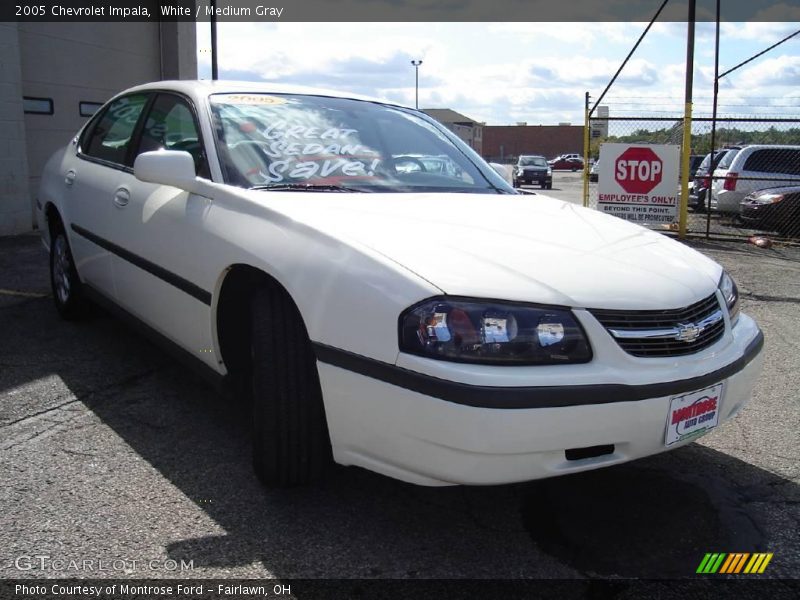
top-left (587, 110), bottom-right (800, 242)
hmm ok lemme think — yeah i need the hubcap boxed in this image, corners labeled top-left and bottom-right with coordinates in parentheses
top-left (53, 235), bottom-right (71, 304)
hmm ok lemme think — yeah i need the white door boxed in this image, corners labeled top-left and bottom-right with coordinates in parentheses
top-left (65, 93), bottom-right (150, 298)
top-left (109, 92), bottom-right (216, 363)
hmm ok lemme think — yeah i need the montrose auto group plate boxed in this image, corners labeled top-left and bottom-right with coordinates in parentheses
top-left (665, 383), bottom-right (724, 446)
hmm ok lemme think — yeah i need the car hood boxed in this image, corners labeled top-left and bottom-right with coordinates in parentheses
top-left (251, 191), bottom-right (722, 310)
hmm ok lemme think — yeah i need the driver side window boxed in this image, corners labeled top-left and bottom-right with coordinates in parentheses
top-left (134, 94), bottom-right (210, 178)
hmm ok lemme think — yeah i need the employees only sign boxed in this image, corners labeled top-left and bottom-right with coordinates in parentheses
top-left (597, 143), bottom-right (680, 225)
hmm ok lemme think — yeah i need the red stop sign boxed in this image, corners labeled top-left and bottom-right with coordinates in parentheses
top-left (614, 147), bottom-right (663, 194)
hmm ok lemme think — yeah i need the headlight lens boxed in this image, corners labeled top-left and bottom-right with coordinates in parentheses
top-left (753, 192), bottom-right (784, 204)
top-left (719, 271), bottom-right (740, 326)
top-left (399, 298), bottom-right (592, 365)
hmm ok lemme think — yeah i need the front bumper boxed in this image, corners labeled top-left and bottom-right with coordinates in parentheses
top-left (516, 171), bottom-right (551, 185)
top-left (316, 313), bottom-right (763, 486)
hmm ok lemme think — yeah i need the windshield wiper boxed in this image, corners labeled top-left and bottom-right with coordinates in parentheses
top-left (248, 182), bottom-right (367, 193)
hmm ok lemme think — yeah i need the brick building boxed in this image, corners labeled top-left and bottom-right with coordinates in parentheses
top-left (422, 108), bottom-right (483, 154)
top-left (482, 125), bottom-right (584, 162)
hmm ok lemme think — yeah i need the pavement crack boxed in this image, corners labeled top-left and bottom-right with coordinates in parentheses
top-left (741, 291), bottom-right (800, 305)
top-left (1, 365), bottom-right (165, 430)
top-left (2, 397), bottom-right (82, 428)
top-left (60, 447), bottom-right (99, 458)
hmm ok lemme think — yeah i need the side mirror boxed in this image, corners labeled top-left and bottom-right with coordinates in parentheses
top-left (488, 162), bottom-right (513, 186)
top-left (134, 150), bottom-right (210, 196)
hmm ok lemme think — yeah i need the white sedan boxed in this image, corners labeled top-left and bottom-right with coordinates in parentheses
top-left (38, 81), bottom-right (763, 487)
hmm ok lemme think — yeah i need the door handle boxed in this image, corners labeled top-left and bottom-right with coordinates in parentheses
top-left (64, 170), bottom-right (76, 186)
top-left (113, 188), bottom-right (130, 208)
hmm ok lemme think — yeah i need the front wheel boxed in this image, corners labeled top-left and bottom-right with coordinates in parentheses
top-left (250, 284), bottom-right (332, 487)
top-left (50, 228), bottom-right (87, 320)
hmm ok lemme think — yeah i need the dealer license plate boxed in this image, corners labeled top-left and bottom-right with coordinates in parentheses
top-left (665, 383), bottom-right (724, 446)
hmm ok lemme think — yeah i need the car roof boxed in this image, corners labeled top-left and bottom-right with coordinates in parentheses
top-left (117, 80), bottom-right (410, 109)
top-left (519, 155), bottom-right (546, 159)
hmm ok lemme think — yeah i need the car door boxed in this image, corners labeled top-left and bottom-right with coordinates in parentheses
top-left (67, 93), bottom-right (150, 297)
top-left (109, 92), bottom-right (216, 361)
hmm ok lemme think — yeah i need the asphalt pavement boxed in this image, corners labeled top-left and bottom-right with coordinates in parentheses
top-left (0, 223), bottom-right (798, 582)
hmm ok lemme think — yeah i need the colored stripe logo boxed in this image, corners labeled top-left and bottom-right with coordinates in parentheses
top-left (696, 553), bottom-right (773, 574)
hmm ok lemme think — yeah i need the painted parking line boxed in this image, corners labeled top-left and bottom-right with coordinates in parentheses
top-left (0, 288), bottom-right (49, 298)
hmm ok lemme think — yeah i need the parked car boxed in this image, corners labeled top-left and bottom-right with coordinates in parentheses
top-left (687, 154), bottom-right (705, 179)
top-left (589, 160), bottom-right (599, 182)
top-left (710, 145), bottom-right (800, 214)
top-left (550, 157), bottom-right (584, 171)
top-left (514, 155), bottom-right (552, 188)
top-left (38, 80), bottom-right (763, 488)
top-left (551, 153), bottom-right (582, 162)
top-left (739, 185), bottom-right (800, 237)
top-left (489, 162), bottom-right (514, 186)
top-left (689, 149), bottom-right (739, 212)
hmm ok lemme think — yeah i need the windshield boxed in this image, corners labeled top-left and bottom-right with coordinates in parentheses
top-left (519, 157), bottom-right (547, 167)
top-left (208, 93), bottom-right (512, 193)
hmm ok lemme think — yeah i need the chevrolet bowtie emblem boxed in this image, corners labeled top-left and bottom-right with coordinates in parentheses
top-left (675, 323), bottom-right (702, 343)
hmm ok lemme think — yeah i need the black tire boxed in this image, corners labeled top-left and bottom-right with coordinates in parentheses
top-left (49, 226), bottom-right (87, 320)
top-left (250, 284), bottom-right (331, 487)
top-left (546, 183), bottom-right (553, 190)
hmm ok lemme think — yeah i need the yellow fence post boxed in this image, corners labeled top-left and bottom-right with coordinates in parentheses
top-left (678, 101), bottom-right (693, 238)
top-left (583, 103), bottom-right (590, 208)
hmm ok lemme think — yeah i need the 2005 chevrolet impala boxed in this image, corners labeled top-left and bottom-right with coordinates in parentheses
top-left (37, 81), bottom-right (763, 487)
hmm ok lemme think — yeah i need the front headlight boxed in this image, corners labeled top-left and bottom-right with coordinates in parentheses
top-left (399, 297), bottom-right (592, 365)
top-left (719, 271), bottom-right (740, 326)
top-left (547, 167), bottom-right (553, 175)
top-left (753, 192), bottom-right (784, 204)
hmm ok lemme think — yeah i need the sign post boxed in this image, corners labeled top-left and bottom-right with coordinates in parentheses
top-left (597, 143), bottom-right (680, 226)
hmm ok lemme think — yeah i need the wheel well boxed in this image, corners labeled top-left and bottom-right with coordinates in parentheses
top-left (45, 203), bottom-right (63, 238)
top-left (216, 265), bottom-right (298, 379)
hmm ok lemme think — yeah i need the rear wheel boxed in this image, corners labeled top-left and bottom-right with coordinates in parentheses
top-left (250, 284), bottom-right (332, 486)
top-left (49, 227), bottom-right (87, 320)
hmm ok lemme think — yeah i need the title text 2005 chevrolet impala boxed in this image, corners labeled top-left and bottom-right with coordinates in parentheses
top-left (38, 81), bottom-right (763, 486)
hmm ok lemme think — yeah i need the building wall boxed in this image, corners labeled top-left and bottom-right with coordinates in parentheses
top-left (0, 23), bottom-right (32, 236)
top-left (1, 21), bottom-right (196, 235)
top-left (483, 125), bottom-right (584, 162)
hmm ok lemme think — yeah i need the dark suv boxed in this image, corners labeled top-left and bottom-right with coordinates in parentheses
top-left (514, 155), bottom-right (553, 189)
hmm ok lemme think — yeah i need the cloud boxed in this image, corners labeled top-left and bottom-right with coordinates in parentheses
top-left (198, 21), bottom-right (800, 125)
top-left (738, 54), bottom-right (800, 86)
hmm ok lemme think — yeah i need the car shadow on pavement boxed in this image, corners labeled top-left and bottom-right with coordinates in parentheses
top-left (1, 290), bottom-right (797, 581)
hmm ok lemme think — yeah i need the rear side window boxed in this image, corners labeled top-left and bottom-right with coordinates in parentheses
top-left (82, 94), bottom-right (149, 166)
top-left (717, 149), bottom-right (739, 169)
top-left (135, 93), bottom-right (209, 177)
top-left (742, 149), bottom-right (800, 175)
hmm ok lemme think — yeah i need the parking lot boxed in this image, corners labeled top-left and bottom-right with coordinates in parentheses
top-left (1, 225), bottom-right (798, 581)
top-left (518, 171), bottom-right (798, 242)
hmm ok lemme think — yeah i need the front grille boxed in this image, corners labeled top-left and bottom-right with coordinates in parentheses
top-left (590, 293), bottom-right (725, 357)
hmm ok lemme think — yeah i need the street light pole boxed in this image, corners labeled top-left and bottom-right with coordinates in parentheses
top-left (410, 60), bottom-right (423, 109)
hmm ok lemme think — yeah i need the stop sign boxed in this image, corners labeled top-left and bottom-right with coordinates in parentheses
top-left (614, 147), bottom-right (663, 194)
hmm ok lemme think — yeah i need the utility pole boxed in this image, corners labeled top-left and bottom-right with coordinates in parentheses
top-left (210, 0), bottom-right (218, 80)
top-left (678, 0), bottom-right (696, 239)
top-left (411, 60), bottom-right (423, 109)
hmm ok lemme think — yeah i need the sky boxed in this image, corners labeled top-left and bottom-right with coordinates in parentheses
top-left (196, 21), bottom-right (800, 125)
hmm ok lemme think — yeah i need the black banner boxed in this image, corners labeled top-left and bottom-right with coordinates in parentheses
top-left (3, 0), bottom-right (799, 22)
top-left (2, 579), bottom-right (799, 600)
